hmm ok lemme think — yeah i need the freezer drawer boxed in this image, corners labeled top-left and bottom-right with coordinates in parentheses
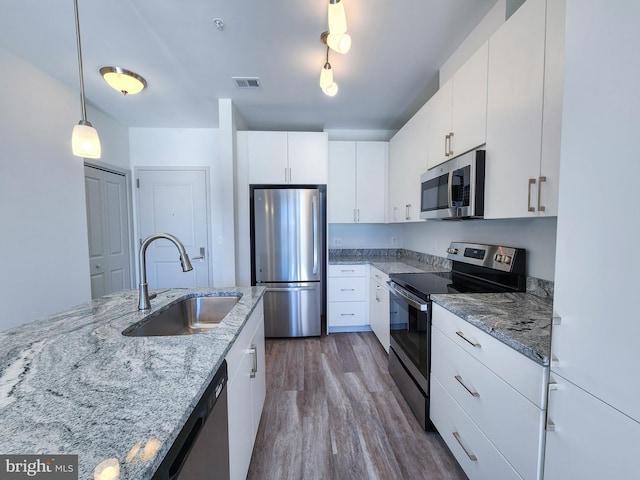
top-left (261, 282), bottom-right (321, 337)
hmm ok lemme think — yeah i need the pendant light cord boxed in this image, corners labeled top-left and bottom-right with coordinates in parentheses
top-left (74, 0), bottom-right (88, 123)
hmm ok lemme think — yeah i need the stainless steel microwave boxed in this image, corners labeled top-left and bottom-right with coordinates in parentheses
top-left (420, 149), bottom-right (485, 220)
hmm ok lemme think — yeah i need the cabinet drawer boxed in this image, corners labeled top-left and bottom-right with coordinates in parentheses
top-left (432, 303), bottom-right (547, 408)
top-left (369, 266), bottom-right (389, 284)
top-left (328, 302), bottom-right (367, 326)
top-left (432, 326), bottom-right (544, 480)
top-left (328, 264), bottom-right (367, 277)
top-left (430, 375), bottom-right (523, 480)
top-left (328, 276), bottom-right (367, 302)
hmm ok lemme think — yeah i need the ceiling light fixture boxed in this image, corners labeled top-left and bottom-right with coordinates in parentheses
top-left (71, 0), bottom-right (101, 159)
top-left (319, 33), bottom-right (338, 96)
top-left (326, 0), bottom-right (351, 54)
top-left (100, 66), bottom-right (147, 95)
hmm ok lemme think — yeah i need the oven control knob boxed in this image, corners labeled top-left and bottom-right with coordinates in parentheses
top-left (503, 255), bottom-right (512, 264)
top-left (495, 254), bottom-right (503, 262)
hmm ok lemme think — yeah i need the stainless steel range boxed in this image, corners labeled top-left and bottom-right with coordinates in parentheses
top-left (387, 242), bottom-right (526, 430)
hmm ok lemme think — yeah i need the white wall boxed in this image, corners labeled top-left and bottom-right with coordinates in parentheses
top-left (403, 218), bottom-right (557, 280)
top-left (127, 128), bottom-right (237, 287)
top-left (0, 47), bottom-right (129, 331)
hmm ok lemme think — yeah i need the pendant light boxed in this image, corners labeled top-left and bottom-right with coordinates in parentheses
top-left (327, 0), bottom-right (351, 54)
top-left (319, 34), bottom-right (339, 96)
top-left (71, 0), bottom-right (101, 159)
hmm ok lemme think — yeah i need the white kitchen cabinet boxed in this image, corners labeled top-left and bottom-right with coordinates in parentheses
top-left (426, 42), bottom-right (489, 170)
top-left (368, 266), bottom-right (389, 353)
top-left (543, 2), bottom-right (640, 477)
top-left (543, 374), bottom-right (640, 480)
top-left (484, 0), bottom-right (565, 219)
top-left (226, 298), bottom-right (266, 480)
top-left (328, 141), bottom-right (388, 223)
top-left (327, 265), bottom-right (368, 332)
top-left (431, 303), bottom-right (548, 480)
top-left (388, 102), bottom-right (428, 223)
top-left (247, 131), bottom-right (328, 184)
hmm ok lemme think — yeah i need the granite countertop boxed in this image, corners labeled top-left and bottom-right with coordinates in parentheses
top-left (431, 292), bottom-right (553, 366)
top-left (0, 287), bottom-right (264, 480)
top-left (328, 249), bottom-right (451, 275)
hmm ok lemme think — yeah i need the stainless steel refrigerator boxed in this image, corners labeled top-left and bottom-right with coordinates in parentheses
top-left (250, 186), bottom-right (325, 337)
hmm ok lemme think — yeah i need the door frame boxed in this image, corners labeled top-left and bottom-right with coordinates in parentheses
top-left (134, 166), bottom-right (213, 287)
top-left (84, 160), bottom-right (137, 291)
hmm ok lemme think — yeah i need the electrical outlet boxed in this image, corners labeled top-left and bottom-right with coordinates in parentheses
top-left (391, 236), bottom-right (398, 246)
top-left (334, 238), bottom-right (342, 247)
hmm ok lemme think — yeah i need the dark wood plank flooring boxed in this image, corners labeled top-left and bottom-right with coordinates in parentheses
top-left (247, 332), bottom-right (467, 479)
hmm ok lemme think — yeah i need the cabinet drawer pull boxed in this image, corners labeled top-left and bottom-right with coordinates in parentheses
top-left (528, 178), bottom-right (537, 212)
top-left (537, 176), bottom-right (547, 212)
top-left (455, 375), bottom-right (480, 398)
top-left (444, 134), bottom-right (450, 157)
top-left (250, 344), bottom-right (258, 378)
top-left (341, 269), bottom-right (355, 273)
top-left (340, 288), bottom-right (355, 291)
top-left (340, 313), bottom-right (355, 316)
top-left (452, 432), bottom-right (477, 461)
top-left (455, 331), bottom-right (480, 348)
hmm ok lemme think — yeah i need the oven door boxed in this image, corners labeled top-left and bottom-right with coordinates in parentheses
top-left (387, 281), bottom-right (431, 394)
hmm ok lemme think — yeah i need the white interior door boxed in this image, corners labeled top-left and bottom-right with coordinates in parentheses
top-left (136, 168), bottom-right (210, 289)
top-left (84, 165), bottom-right (133, 298)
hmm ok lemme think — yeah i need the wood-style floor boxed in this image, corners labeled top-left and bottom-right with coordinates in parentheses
top-left (247, 332), bottom-right (467, 480)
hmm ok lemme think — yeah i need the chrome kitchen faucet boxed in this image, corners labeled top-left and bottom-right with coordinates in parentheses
top-left (138, 233), bottom-right (193, 310)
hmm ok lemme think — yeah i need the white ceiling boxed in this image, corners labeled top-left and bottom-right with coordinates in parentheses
top-left (0, 0), bottom-right (497, 131)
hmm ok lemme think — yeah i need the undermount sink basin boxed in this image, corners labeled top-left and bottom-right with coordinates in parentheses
top-left (123, 295), bottom-right (240, 337)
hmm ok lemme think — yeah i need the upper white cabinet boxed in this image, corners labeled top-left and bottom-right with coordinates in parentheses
top-left (484, 0), bottom-right (564, 218)
top-left (248, 131), bottom-right (328, 185)
top-left (388, 102), bottom-right (428, 223)
top-left (328, 141), bottom-right (388, 223)
top-left (427, 42), bottom-right (489, 170)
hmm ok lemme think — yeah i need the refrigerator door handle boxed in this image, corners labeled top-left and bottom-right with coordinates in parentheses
top-left (264, 286), bottom-right (317, 292)
top-left (312, 195), bottom-right (318, 275)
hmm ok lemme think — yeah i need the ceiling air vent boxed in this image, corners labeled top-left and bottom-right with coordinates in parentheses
top-left (233, 77), bottom-right (261, 89)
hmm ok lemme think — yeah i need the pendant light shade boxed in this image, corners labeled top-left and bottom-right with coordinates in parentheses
top-left (326, 32), bottom-right (351, 54)
top-left (72, 0), bottom-right (101, 159)
top-left (323, 82), bottom-right (339, 97)
top-left (72, 121), bottom-right (101, 158)
top-left (100, 66), bottom-right (147, 95)
top-left (320, 63), bottom-right (334, 89)
top-left (328, 0), bottom-right (347, 35)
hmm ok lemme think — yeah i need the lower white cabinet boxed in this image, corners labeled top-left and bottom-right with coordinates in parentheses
top-left (327, 265), bottom-right (368, 332)
top-left (226, 298), bottom-right (266, 480)
top-left (543, 373), bottom-right (640, 480)
top-left (431, 303), bottom-right (548, 480)
top-left (368, 266), bottom-right (389, 353)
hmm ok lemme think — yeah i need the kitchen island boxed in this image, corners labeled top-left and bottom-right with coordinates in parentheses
top-left (0, 287), bottom-right (264, 479)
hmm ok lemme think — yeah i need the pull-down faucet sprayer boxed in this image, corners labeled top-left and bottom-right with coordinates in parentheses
top-left (138, 233), bottom-right (193, 310)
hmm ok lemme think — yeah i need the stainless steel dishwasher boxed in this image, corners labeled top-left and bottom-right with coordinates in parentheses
top-left (153, 360), bottom-right (230, 480)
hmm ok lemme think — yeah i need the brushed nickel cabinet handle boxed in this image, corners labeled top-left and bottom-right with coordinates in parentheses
top-left (528, 178), bottom-right (537, 212)
top-left (452, 432), bottom-right (477, 461)
top-left (250, 344), bottom-right (258, 378)
top-left (455, 375), bottom-right (480, 397)
top-left (444, 134), bottom-right (449, 157)
top-left (538, 176), bottom-right (547, 212)
top-left (448, 132), bottom-right (454, 156)
top-left (456, 331), bottom-right (480, 348)
top-left (354, 209), bottom-right (357, 222)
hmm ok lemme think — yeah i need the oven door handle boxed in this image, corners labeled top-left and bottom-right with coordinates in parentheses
top-left (386, 281), bottom-right (429, 311)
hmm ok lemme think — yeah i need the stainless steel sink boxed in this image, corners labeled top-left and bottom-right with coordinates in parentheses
top-left (123, 295), bottom-right (240, 337)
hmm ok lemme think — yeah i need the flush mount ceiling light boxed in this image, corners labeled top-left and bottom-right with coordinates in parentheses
top-left (71, 0), bottom-right (101, 159)
top-left (100, 66), bottom-right (147, 95)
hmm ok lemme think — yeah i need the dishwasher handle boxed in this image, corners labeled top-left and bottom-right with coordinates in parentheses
top-left (168, 413), bottom-right (205, 479)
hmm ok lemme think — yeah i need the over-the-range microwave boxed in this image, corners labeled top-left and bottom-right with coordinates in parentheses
top-left (420, 149), bottom-right (485, 220)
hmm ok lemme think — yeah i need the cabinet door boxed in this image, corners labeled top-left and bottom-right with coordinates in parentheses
top-left (369, 269), bottom-right (390, 353)
top-left (250, 312), bottom-right (266, 438)
top-left (248, 131), bottom-right (288, 184)
top-left (450, 42), bottom-right (488, 159)
top-left (544, 374), bottom-right (640, 480)
top-left (228, 346), bottom-right (254, 480)
top-left (484, 0), bottom-right (546, 219)
top-left (389, 102), bottom-right (428, 222)
top-left (328, 141), bottom-right (357, 223)
top-left (355, 142), bottom-right (388, 223)
top-left (426, 80), bottom-right (453, 169)
top-left (288, 132), bottom-right (328, 184)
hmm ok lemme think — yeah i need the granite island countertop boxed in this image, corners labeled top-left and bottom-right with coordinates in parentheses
top-left (0, 287), bottom-right (264, 480)
top-left (431, 292), bottom-right (553, 366)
